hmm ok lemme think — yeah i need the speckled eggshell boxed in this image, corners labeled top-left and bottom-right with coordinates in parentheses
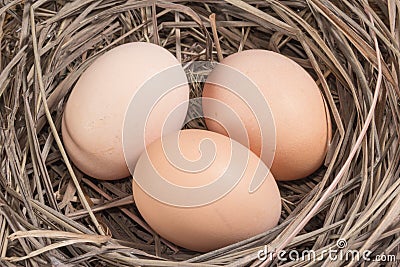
top-left (62, 42), bottom-right (189, 180)
top-left (133, 129), bottom-right (282, 252)
top-left (202, 50), bottom-right (332, 181)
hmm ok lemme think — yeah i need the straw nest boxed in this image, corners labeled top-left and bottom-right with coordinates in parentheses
top-left (0, 1), bottom-right (399, 266)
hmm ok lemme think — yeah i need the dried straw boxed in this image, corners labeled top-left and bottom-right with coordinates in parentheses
top-left (0, 0), bottom-right (399, 266)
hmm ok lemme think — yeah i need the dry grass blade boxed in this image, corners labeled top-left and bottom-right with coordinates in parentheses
top-left (67, 196), bottom-right (134, 220)
top-left (8, 230), bottom-right (111, 242)
top-left (4, 239), bottom-right (106, 262)
top-left (29, 4), bottom-right (105, 236)
top-left (209, 13), bottom-right (223, 62)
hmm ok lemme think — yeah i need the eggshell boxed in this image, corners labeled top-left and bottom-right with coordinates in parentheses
top-left (62, 42), bottom-right (189, 180)
top-left (133, 129), bottom-right (281, 252)
top-left (202, 50), bottom-right (331, 181)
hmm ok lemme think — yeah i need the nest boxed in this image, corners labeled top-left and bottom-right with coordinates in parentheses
top-left (1, 1), bottom-right (399, 266)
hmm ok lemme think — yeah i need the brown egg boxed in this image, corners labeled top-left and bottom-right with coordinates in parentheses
top-left (133, 129), bottom-right (281, 252)
top-left (202, 50), bottom-right (331, 181)
top-left (62, 42), bottom-right (189, 180)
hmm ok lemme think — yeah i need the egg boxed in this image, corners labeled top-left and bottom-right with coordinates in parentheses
top-left (133, 129), bottom-right (281, 252)
top-left (62, 42), bottom-right (189, 180)
top-left (202, 50), bottom-right (331, 181)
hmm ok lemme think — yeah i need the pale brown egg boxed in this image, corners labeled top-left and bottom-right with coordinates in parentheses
top-left (62, 42), bottom-right (189, 180)
top-left (133, 129), bottom-right (281, 252)
top-left (202, 50), bottom-right (331, 181)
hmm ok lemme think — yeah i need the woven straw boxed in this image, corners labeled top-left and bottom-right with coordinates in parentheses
top-left (0, 1), bottom-right (399, 266)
